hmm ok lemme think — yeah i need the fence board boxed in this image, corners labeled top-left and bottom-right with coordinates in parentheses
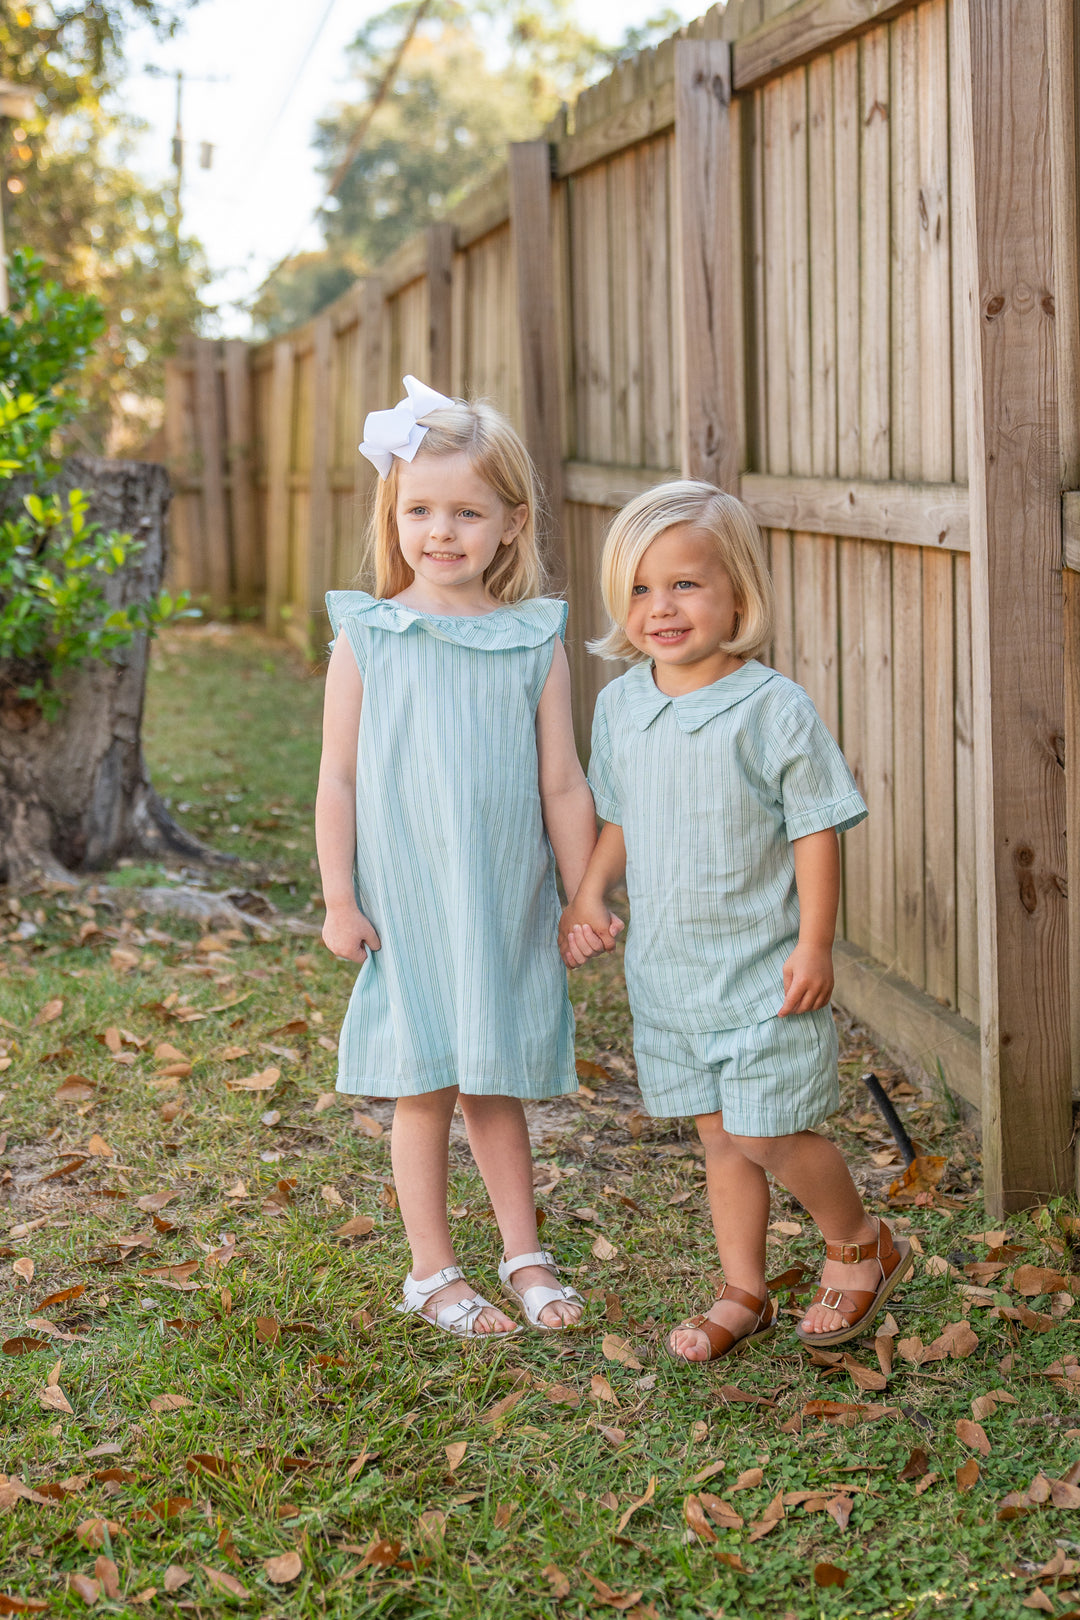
top-left (223, 339), bottom-right (259, 607)
top-left (194, 340), bottom-right (230, 611)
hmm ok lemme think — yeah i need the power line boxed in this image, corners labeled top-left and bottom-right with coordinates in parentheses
top-left (239, 0), bottom-right (343, 187)
top-left (259, 0), bottom-right (433, 285)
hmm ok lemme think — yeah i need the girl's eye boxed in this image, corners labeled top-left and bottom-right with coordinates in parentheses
top-left (631, 584), bottom-right (649, 595)
top-left (674, 579), bottom-right (696, 590)
top-left (405, 505), bottom-right (428, 516)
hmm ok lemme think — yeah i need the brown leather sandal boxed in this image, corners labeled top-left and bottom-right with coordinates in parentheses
top-left (795, 1217), bottom-right (913, 1347)
top-left (667, 1282), bottom-right (777, 1365)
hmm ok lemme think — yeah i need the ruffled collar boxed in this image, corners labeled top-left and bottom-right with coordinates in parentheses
top-left (621, 659), bottom-right (780, 733)
top-left (326, 590), bottom-right (567, 650)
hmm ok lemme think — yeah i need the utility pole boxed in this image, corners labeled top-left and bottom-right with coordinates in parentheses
top-left (171, 69), bottom-right (184, 247)
top-left (0, 80), bottom-right (37, 313)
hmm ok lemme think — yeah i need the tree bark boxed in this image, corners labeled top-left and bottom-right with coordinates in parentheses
top-left (0, 456), bottom-right (230, 885)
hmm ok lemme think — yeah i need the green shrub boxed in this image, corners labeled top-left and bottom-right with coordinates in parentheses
top-left (0, 249), bottom-right (187, 720)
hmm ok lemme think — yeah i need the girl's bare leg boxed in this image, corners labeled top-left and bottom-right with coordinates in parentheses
top-left (458, 1094), bottom-right (583, 1328)
top-left (728, 1128), bottom-right (879, 1336)
top-left (670, 1110), bottom-right (773, 1360)
top-left (391, 1088), bottom-right (515, 1333)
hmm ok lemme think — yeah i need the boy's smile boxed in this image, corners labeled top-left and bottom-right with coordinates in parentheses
top-left (626, 524), bottom-right (745, 693)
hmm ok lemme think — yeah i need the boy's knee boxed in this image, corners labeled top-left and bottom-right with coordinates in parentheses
top-left (726, 1128), bottom-right (803, 1169)
top-left (695, 1110), bottom-right (734, 1153)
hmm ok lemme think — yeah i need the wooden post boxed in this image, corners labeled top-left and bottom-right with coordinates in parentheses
top-left (426, 222), bottom-right (455, 395)
top-left (162, 345), bottom-right (195, 595)
top-left (223, 340), bottom-right (258, 609)
top-left (307, 314), bottom-right (334, 646)
top-left (1048, 0), bottom-right (1080, 1171)
top-left (193, 338), bottom-right (230, 613)
top-left (956, 0), bottom-right (1072, 1211)
top-left (265, 338), bottom-right (294, 635)
top-left (674, 38), bottom-right (738, 492)
top-left (508, 139), bottom-right (567, 590)
top-left (353, 277), bottom-right (386, 570)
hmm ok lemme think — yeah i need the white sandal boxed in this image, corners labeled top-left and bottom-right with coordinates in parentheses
top-left (498, 1249), bottom-right (585, 1332)
top-left (395, 1264), bottom-right (520, 1339)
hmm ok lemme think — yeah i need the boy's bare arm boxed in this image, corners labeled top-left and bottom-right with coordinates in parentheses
top-left (559, 820), bottom-right (627, 967)
top-left (778, 826), bottom-right (839, 1016)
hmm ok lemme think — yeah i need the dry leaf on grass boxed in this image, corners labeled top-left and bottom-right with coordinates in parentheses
top-left (12, 1259), bottom-right (33, 1285)
top-left (224, 1067), bottom-right (279, 1092)
top-left (162, 1567), bottom-right (190, 1593)
top-left (264, 1551), bottom-right (302, 1584)
top-left (615, 1476), bottom-right (656, 1533)
top-left (0, 1598), bottom-right (48, 1614)
top-left (957, 1458), bottom-right (980, 1493)
top-left (352, 1114), bottom-right (384, 1138)
top-left (493, 1503), bottom-right (513, 1530)
top-left (591, 1234), bottom-right (618, 1262)
top-left (731, 1468), bottom-right (763, 1491)
top-left (2, 1338), bottom-right (49, 1357)
top-left (683, 1494), bottom-right (717, 1542)
top-left (542, 1565), bottom-right (570, 1599)
top-left (544, 1383), bottom-right (581, 1408)
top-left (590, 1374), bottom-right (618, 1404)
top-left (67, 1575), bottom-right (99, 1606)
top-left (692, 1460), bottom-right (726, 1486)
top-left (888, 1155), bottom-right (946, 1202)
top-left (813, 1563), bottom-right (849, 1589)
top-left (93, 1558), bottom-right (119, 1601)
top-left (1013, 1265), bottom-right (1069, 1296)
top-left (148, 1393), bottom-right (193, 1413)
top-left (482, 1391), bottom-right (525, 1426)
top-left (698, 1493), bottom-right (743, 1530)
top-left (583, 1573), bottom-right (643, 1610)
top-left (747, 1492), bottom-right (786, 1542)
top-left (358, 1538), bottom-right (401, 1569)
top-left (915, 1473), bottom-right (939, 1496)
top-left (955, 1418), bottom-right (991, 1457)
top-left (826, 1494), bottom-right (854, 1530)
top-left (843, 1354), bottom-right (887, 1393)
top-left (444, 1442), bottom-right (467, 1473)
top-left (601, 1333), bottom-right (644, 1371)
top-left (200, 1567), bottom-right (248, 1599)
top-left (713, 1551), bottom-right (750, 1573)
top-left (899, 1447), bottom-right (930, 1483)
top-left (75, 1521), bottom-right (122, 1550)
top-left (33, 999), bottom-right (64, 1027)
top-left (38, 1385), bottom-right (73, 1415)
top-left (255, 1316), bottom-right (281, 1345)
top-left (334, 1215), bottom-right (375, 1240)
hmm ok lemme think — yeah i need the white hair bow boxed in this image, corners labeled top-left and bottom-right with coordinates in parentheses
top-left (358, 374), bottom-right (455, 478)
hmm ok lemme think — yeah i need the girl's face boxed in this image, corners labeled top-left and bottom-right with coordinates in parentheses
top-left (394, 452), bottom-right (526, 610)
top-left (626, 523), bottom-right (743, 691)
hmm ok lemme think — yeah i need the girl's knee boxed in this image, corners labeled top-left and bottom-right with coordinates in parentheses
top-left (395, 1087), bottom-right (458, 1121)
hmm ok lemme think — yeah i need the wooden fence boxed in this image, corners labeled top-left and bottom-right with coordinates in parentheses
top-left (164, 0), bottom-right (1080, 1216)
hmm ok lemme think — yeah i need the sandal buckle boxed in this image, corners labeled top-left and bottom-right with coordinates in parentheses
top-left (820, 1287), bottom-right (846, 1311)
top-left (836, 1241), bottom-right (865, 1264)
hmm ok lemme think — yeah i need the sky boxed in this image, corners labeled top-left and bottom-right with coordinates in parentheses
top-left (118, 0), bottom-right (696, 334)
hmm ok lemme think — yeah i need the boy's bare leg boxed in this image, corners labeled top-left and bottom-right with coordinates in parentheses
top-left (670, 1110), bottom-right (773, 1361)
top-left (728, 1128), bottom-right (880, 1336)
top-left (459, 1094), bottom-right (583, 1328)
top-left (391, 1088), bottom-right (515, 1333)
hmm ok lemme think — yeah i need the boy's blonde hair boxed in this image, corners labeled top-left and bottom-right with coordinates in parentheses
top-left (589, 480), bottom-right (774, 663)
top-left (364, 397), bottom-right (545, 603)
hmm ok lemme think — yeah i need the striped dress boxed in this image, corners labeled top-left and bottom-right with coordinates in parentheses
top-left (325, 590), bottom-right (576, 1100)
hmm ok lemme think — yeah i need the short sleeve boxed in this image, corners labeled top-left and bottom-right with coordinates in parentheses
top-left (765, 691), bottom-right (867, 839)
top-left (587, 689), bottom-right (622, 825)
top-left (325, 591), bottom-right (369, 677)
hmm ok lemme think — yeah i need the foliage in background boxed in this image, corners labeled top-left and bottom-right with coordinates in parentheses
top-left (252, 0), bottom-right (681, 336)
top-left (0, 251), bottom-right (185, 719)
top-left (0, 1), bottom-right (210, 454)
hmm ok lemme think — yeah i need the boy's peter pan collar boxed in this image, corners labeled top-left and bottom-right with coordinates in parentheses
top-left (622, 658), bottom-right (780, 733)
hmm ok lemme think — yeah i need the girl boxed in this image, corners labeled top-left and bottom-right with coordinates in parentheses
top-left (560, 481), bottom-right (913, 1363)
top-left (317, 376), bottom-right (595, 1338)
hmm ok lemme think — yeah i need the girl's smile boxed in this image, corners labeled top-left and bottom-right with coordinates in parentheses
top-left (394, 452), bottom-right (526, 613)
top-left (626, 524), bottom-right (745, 692)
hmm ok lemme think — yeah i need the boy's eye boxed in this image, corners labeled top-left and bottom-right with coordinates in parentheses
top-left (459, 508), bottom-right (480, 519)
top-left (631, 584), bottom-right (649, 595)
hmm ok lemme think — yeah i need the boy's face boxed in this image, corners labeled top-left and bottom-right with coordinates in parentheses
top-left (626, 524), bottom-right (744, 692)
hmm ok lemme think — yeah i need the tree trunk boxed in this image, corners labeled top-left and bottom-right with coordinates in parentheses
top-left (0, 456), bottom-right (230, 885)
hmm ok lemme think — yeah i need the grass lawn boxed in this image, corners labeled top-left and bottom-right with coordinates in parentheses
top-left (0, 626), bottom-right (1078, 1620)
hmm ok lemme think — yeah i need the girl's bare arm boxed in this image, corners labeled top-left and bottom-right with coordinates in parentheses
top-left (315, 638), bottom-right (381, 963)
top-left (535, 638), bottom-right (598, 899)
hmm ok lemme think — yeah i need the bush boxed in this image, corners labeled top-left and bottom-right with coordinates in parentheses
top-left (0, 250), bottom-right (186, 720)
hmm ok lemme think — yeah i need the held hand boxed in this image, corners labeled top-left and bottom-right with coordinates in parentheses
top-left (321, 903), bottom-right (381, 964)
top-left (558, 898), bottom-right (624, 969)
top-left (778, 941), bottom-right (834, 1017)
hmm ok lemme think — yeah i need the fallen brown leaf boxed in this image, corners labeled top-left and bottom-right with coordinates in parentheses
top-left (333, 1215), bottom-right (375, 1239)
top-left (601, 1333), bottom-right (644, 1371)
top-left (683, 1494), bottom-right (718, 1543)
top-left (591, 1234), bottom-right (618, 1262)
top-left (583, 1572), bottom-right (643, 1610)
top-left (698, 1493), bottom-right (743, 1530)
top-left (67, 1575), bottom-right (99, 1606)
top-left (38, 1385), bottom-right (73, 1415)
top-left (482, 1391), bottom-right (525, 1426)
top-left (899, 1447), bottom-right (930, 1482)
top-left (542, 1565), bottom-right (570, 1599)
top-left (747, 1491), bottom-right (785, 1542)
top-left (843, 1353), bottom-right (887, 1393)
top-left (224, 1067), bottom-right (279, 1092)
top-left (826, 1494), bottom-right (854, 1530)
top-left (32, 1285), bottom-right (86, 1313)
top-left (200, 1566), bottom-right (248, 1599)
top-left (75, 1521), bottom-right (122, 1550)
top-left (162, 1567), bottom-right (190, 1593)
top-left (731, 1468), bottom-right (763, 1491)
top-left (445, 1441), bottom-right (467, 1472)
top-left (148, 1393), bottom-right (193, 1413)
top-left (813, 1563), bottom-right (849, 1588)
top-left (615, 1476), bottom-right (656, 1534)
top-left (590, 1373), bottom-right (618, 1404)
top-left (2, 1338), bottom-right (49, 1357)
top-left (12, 1259), bottom-right (33, 1285)
top-left (0, 1598), bottom-right (48, 1614)
top-left (1013, 1265), bottom-right (1068, 1296)
top-left (957, 1458), bottom-right (980, 1493)
top-left (93, 1558), bottom-right (120, 1601)
top-left (264, 1551), bottom-right (302, 1584)
top-left (544, 1382), bottom-right (580, 1408)
top-left (955, 1418), bottom-right (991, 1457)
top-left (33, 999), bottom-right (64, 1027)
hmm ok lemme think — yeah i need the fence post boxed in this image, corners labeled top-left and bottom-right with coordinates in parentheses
top-left (193, 338), bottom-right (230, 612)
top-left (223, 339), bottom-right (258, 611)
top-left (426, 223), bottom-right (455, 395)
top-left (674, 38), bottom-right (738, 493)
top-left (353, 277), bottom-right (386, 569)
top-left (265, 338), bottom-right (294, 635)
top-left (307, 314), bottom-right (334, 647)
top-left (509, 139), bottom-right (567, 590)
top-left (163, 337), bottom-right (198, 596)
top-left (956, 0), bottom-right (1072, 1211)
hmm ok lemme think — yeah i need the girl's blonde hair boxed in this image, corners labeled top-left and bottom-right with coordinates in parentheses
top-left (589, 480), bottom-right (774, 663)
top-left (363, 397), bottom-right (545, 603)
